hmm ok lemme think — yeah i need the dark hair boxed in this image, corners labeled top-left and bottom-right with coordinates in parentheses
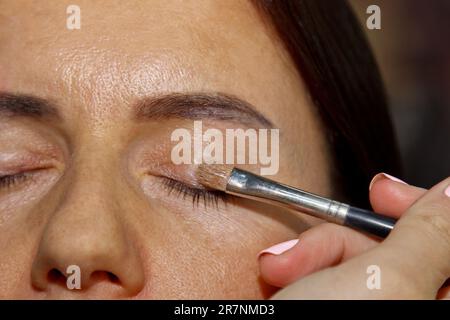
top-left (252, 0), bottom-right (402, 208)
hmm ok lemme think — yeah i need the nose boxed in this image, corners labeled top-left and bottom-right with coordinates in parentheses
top-left (31, 165), bottom-right (145, 297)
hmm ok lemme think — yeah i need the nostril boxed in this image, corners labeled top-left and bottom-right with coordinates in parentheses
top-left (107, 272), bottom-right (120, 284)
top-left (47, 268), bottom-right (67, 286)
top-left (90, 270), bottom-right (121, 285)
top-left (45, 269), bottom-right (121, 290)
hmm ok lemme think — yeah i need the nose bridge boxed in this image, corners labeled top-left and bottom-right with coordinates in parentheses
top-left (63, 153), bottom-right (119, 221)
top-left (52, 146), bottom-right (122, 239)
top-left (57, 130), bottom-right (127, 218)
top-left (31, 144), bottom-right (145, 295)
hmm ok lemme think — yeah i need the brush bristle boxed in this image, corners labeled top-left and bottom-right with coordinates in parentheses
top-left (196, 164), bottom-right (233, 191)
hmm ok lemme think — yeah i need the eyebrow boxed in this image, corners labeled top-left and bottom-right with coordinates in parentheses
top-left (134, 93), bottom-right (273, 127)
top-left (0, 92), bottom-right (59, 118)
top-left (0, 92), bottom-right (273, 127)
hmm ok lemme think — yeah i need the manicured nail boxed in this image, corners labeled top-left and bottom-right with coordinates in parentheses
top-left (258, 239), bottom-right (299, 258)
top-left (369, 173), bottom-right (407, 190)
top-left (444, 185), bottom-right (450, 198)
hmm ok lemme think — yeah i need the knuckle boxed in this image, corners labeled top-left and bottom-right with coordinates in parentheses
top-left (314, 223), bottom-right (348, 243)
top-left (304, 222), bottom-right (338, 239)
top-left (413, 212), bottom-right (450, 249)
top-left (408, 202), bottom-right (450, 246)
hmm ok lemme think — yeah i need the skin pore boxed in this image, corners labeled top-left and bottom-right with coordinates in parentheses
top-left (0, 0), bottom-right (332, 298)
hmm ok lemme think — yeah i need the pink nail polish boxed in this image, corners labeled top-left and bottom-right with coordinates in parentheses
top-left (258, 239), bottom-right (299, 258)
top-left (444, 185), bottom-right (450, 198)
top-left (369, 172), bottom-right (407, 190)
top-left (383, 173), bottom-right (407, 184)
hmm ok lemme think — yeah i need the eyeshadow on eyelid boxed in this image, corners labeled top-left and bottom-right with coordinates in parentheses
top-left (139, 174), bottom-right (229, 211)
top-left (161, 177), bottom-right (228, 208)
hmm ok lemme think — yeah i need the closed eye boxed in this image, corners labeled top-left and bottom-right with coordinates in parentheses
top-left (0, 172), bottom-right (31, 189)
top-left (161, 177), bottom-right (228, 208)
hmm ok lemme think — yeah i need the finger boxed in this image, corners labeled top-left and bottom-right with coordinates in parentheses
top-left (259, 174), bottom-right (427, 288)
top-left (271, 179), bottom-right (450, 299)
top-left (369, 173), bottom-right (426, 217)
top-left (379, 177), bottom-right (450, 295)
top-left (259, 223), bottom-right (378, 287)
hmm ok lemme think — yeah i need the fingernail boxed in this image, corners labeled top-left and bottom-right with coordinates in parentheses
top-left (258, 239), bottom-right (299, 258)
top-left (444, 185), bottom-right (450, 198)
top-left (369, 172), bottom-right (407, 190)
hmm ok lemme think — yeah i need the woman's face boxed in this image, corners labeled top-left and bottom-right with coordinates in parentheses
top-left (0, 0), bottom-right (332, 298)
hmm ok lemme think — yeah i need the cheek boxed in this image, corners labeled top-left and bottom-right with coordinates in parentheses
top-left (0, 62), bottom-right (12, 91)
top-left (0, 224), bottom-right (42, 298)
top-left (130, 194), bottom-right (300, 298)
top-left (0, 172), bottom-right (60, 223)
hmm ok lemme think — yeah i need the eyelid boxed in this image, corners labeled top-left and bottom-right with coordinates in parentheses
top-left (160, 176), bottom-right (228, 208)
top-left (0, 168), bottom-right (47, 192)
top-left (141, 161), bottom-right (205, 189)
top-left (0, 172), bottom-right (29, 189)
top-left (0, 151), bottom-right (61, 176)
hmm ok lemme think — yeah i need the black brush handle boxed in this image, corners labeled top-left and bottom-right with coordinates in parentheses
top-left (344, 207), bottom-right (397, 238)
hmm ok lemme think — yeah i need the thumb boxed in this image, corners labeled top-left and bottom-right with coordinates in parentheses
top-left (369, 172), bottom-right (426, 217)
top-left (270, 179), bottom-right (450, 300)
top-left (377, 176), bottom-right (450, 295)
top-left (258, 173), bottom-right (427, 288)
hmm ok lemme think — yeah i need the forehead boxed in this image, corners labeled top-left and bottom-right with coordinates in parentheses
top-left (0, 0), bottom-right (303, 124)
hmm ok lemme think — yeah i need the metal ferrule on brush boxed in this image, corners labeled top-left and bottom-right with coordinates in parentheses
top-left (226, 168), bottom-right (350, 224)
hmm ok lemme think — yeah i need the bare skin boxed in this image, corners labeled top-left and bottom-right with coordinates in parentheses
top-left (1, 0), bottom-right (449, 300)
top-left (0, 0), bottom-right (332, 298)
top-left (260, 175), bottom-right (450, 299)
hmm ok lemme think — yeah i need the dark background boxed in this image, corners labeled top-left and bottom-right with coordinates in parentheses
top-left (350, 0), bottom-right (450, 187)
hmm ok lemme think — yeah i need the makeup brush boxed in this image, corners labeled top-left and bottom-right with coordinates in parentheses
top-left (196, 165), bottom-right (396, 238)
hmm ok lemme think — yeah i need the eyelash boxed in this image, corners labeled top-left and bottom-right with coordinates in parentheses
top-left (161, 177), bottom-right (228, 208)
top-left (0, 172), bottom-right (30, 189)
